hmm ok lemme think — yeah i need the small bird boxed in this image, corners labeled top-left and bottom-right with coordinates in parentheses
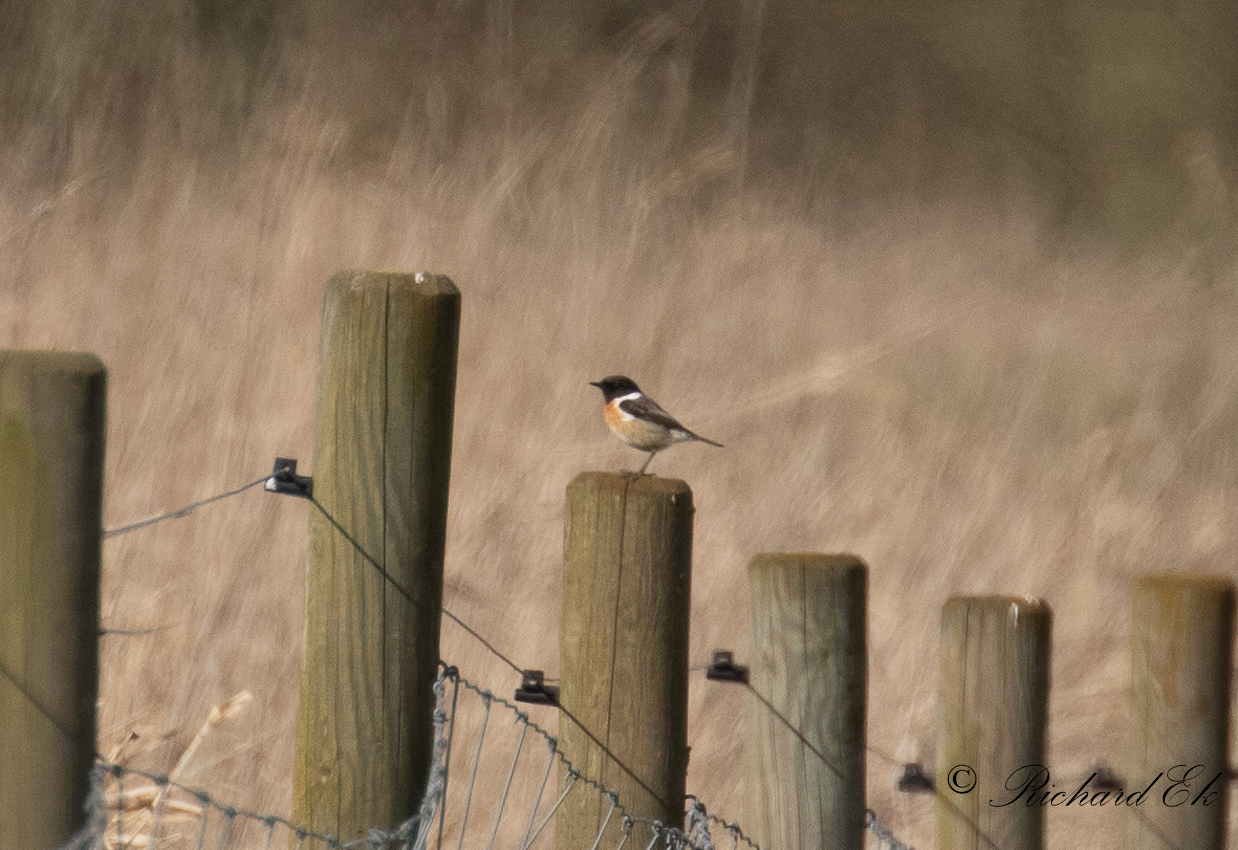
top-left (590, 375), bottom-right (723, 474)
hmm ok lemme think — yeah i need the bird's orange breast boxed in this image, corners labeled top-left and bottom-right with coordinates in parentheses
top-left (603, 399), bottom-right (676, 451)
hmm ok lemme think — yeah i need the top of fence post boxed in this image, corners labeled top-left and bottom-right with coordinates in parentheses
top-left (1128, 574), bottom-right (1234, 850)
top-left (937, 595), bottom-right (1050, 850)
top-left (0, 350), bottom-right (106, 850)
top-left (558, 470), bottom-right (694, 850)
top-left (293, 272), bottom-right (460, 840)
top-left (745, 552), bottom-right (868, 850)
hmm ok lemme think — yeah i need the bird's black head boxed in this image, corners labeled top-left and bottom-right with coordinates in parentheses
top-left (590, 375), bottom-right (642, 402)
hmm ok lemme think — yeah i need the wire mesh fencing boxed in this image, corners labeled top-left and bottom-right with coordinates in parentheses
top-left (58, 665), bottom-right (776, 850)
top-left (60, 470), bottom-right (917, 850)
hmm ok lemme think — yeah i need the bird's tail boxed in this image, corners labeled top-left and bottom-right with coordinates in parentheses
top-left (689, 431), bottom-right (724, 448)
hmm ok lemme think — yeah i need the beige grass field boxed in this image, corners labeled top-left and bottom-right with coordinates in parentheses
top-left (3, 3), bottom-right (1237, 847)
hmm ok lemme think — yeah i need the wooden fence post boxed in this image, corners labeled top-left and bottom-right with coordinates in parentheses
top-left (0, 351), bottom-right (106, 850)
top-left (936, 596), bottom-right (1050, 850)
top-left (744, 553), bottom-right (867, 850)
top-left (558, 472), bottom-right (693, 849)
top-left (1128, 574), bottom-right (1233, 850)
top-left (293, 272), bottom-right (460, 839)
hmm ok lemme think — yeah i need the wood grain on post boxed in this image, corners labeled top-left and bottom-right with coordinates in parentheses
top-left (293, 272), bottom-right (459, 839)
top-left (1128, 574), bottom-right (1233, 850)
top-left (744, 553), bottom-right (867, 850)
top-left (0, 351), bottom-right (105, 850)
top-left (936, 596), bottom-right (1050, 850)
top-left (558, 472), bottom-right (693, 850)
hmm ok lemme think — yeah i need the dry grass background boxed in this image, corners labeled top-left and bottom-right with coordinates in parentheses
top-left (3, 1), bottom-right (1238, 847)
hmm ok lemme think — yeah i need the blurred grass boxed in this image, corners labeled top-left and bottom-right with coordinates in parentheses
top-left (2, 1), bottom-right (1237, 847)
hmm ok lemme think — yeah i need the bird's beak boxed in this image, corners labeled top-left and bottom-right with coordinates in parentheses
top-left (589, 381), bottom-right (602, 388)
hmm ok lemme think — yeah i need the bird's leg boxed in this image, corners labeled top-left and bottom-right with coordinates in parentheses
top-left (638, 451), bottom-right (658, 475)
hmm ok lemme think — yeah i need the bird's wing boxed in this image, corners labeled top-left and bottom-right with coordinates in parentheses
top-left (619, 395), bottom-right (687, 431)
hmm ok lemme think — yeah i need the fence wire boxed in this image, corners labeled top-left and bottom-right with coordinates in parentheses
top-left (59, 665), bottom-right (764, 850)
top-left (85, 470), bottom-right (917, 850)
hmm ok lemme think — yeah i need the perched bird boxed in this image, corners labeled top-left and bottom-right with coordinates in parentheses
top-left (589, 375), bottom-right (723, 474)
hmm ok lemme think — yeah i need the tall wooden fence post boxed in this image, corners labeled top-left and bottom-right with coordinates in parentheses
top-left (936, 596), bottom-right (1050, 850)
top-left (744, 553), bottom-right (867, 850)
top-left (293, 272), bottom-right (460, 839)
top-left (1128, 574), bottom-right (1233, 850)
top-left (0, 351), bottom-right (106, 850)
top-left (558, 472), bottom-right (693, 849)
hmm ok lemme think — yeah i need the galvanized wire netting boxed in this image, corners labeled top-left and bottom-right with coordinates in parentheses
top-left (58, 665), bottom-right (779, 850)
top-left (55, 473), bottom-right (916, 850)
top-left (61, 660), bottom-right (914, 850)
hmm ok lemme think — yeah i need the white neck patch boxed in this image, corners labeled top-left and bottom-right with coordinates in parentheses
top-left (614, 391), bottom-right (642, 419)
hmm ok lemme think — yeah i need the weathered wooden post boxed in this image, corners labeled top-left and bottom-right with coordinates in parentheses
top-left (744, 553), bottom-right (867, 850)
top-left (936, 596), bottom-right (1050, 850)
top-left (1128, 574), bottom-right (1233, 850)
top-left (0, 351), bottom-right (106, 850)
top-left (558, 472), bottom-right (693, 849)
top-left (293, 272), bottom-right (459, 839)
